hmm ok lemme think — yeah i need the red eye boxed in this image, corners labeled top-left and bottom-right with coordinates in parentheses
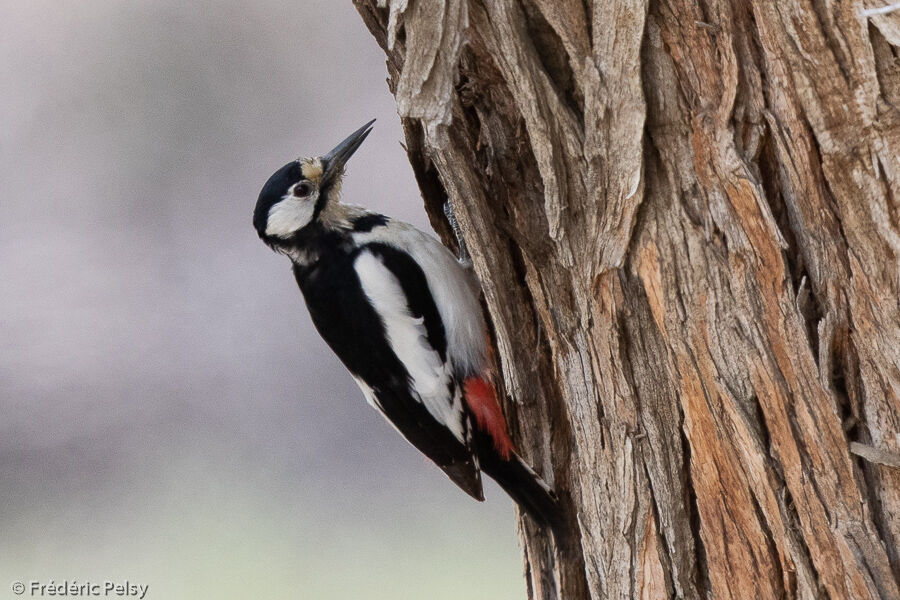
top-left (293, 182), bottom-right (313, 197)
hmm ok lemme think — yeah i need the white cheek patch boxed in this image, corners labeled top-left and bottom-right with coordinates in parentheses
top-left (265, 195), bottom-right (316, 238)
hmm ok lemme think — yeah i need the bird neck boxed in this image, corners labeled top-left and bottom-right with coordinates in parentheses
top-left (278, 225), bottom-right (340, 268)
top-left (277, 202), bottom-right (369, 268)
top-left (317, 200), bottom-right (368, 229)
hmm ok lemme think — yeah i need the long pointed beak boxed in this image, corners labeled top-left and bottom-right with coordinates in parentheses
top-left (321, 119), bottom-right (375, 185)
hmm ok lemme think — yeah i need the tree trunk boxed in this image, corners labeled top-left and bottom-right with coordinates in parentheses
top-left (353, 1), bottom-right (900, 598)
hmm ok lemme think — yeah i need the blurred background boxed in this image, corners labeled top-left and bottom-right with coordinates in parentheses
top-left (0, 1), bottom-right (523, 598)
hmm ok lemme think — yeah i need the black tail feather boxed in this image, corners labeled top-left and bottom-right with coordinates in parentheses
top-left (479, 445), bottom-right (563, 531)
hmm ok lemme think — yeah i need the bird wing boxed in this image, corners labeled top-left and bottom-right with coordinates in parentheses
top-left (352, 219), bottom-right (488, 378)
top-left (350, 244), bottom-right (484, 499)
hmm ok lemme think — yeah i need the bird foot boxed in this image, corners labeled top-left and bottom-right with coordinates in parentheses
top-left (443, 201), bottom-right (470, 264)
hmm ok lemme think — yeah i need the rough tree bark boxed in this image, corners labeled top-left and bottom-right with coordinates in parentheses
top-left (353, 1), bottom-right (900, 598)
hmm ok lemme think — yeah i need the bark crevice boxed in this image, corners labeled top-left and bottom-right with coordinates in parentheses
top-left (680, 424), bottom-right (710, 599)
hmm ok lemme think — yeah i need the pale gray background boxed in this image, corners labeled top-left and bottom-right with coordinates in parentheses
top-left (0, 1), bottom-right (523, 598)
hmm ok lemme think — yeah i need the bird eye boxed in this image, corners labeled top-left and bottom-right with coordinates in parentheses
top-left (293, 182), bottom-right (313, 197)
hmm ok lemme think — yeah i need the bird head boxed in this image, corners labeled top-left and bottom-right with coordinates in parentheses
top-left (253, 119), bottom-right (375, 244)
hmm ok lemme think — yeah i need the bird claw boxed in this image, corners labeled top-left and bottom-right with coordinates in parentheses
top-left (443, 201), bottom-right (470, 264)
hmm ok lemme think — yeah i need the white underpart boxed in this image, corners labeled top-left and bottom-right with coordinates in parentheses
top-left (265, 191), bottom-right (317, 238)
top-left (353, 220), bottom-right (487, 376)
top-left (355, 249), bottom-right (466, 444)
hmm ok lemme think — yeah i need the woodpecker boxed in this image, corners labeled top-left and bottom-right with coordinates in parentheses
top-left (253, 120), bottom-right (560, 526)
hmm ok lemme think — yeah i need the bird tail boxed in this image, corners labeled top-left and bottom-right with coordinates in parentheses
top-left (462, 376), bottom-right (562, 529)
top-left (480, 446), bottom-right (563, 530)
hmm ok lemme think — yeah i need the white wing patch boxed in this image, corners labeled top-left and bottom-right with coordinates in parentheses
top-left (354, 249), bottom-right (466, 444)
top-left (352, 221), bottom-right (487, 377)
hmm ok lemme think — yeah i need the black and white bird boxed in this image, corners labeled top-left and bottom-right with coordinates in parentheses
top-left (253, 120), bottom-right (560, 526)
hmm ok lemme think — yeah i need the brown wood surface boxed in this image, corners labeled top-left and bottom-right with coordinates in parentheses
top-left (353, 1), bottom-right (900, 598)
